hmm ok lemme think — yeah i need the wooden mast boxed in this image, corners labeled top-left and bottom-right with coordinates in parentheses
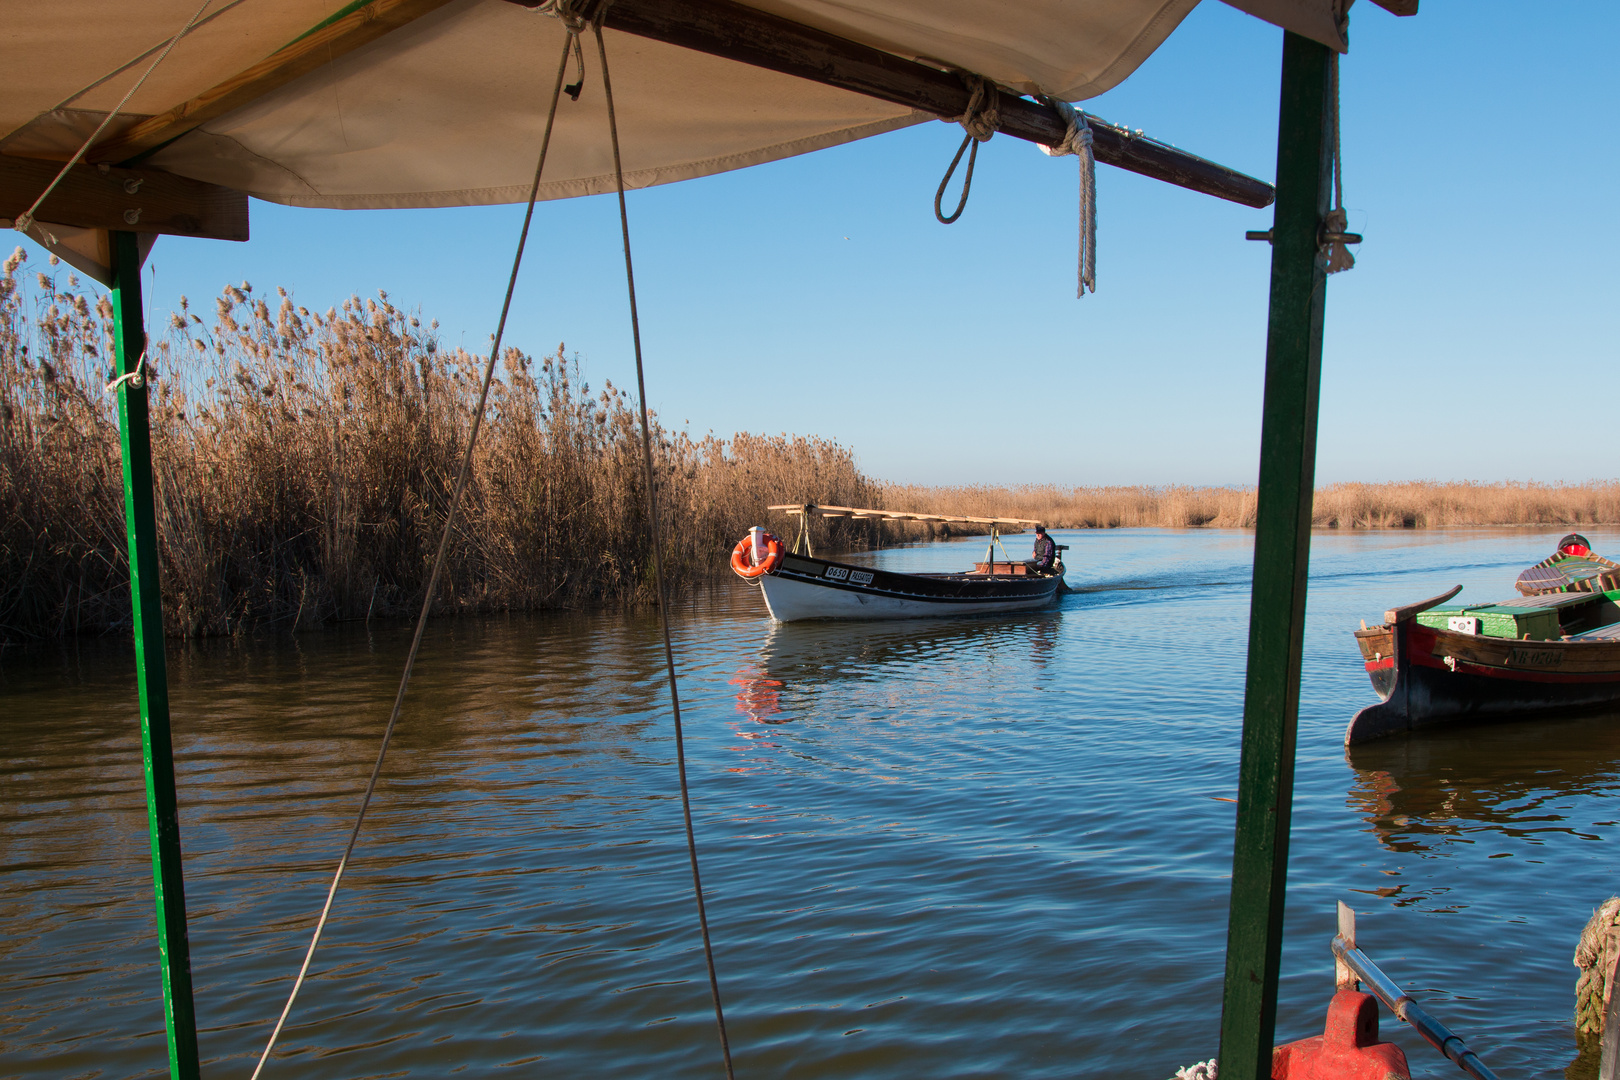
top-left (1216, 30), bottom-right (1338, 1080)
top-left (111, 230), bottom-right (202, 1080)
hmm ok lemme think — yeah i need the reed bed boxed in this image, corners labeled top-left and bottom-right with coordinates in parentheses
top-left (881, 480), bottom-right (1620, 534)
top-left (0, 248), bottom-right (875, 641)
top-left (878, 483), bottom-right (1258, 533)
top-left (7, 246), bottom-right (1618, 642)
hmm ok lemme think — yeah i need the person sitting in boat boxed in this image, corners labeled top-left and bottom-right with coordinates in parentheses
top-left (1027, 525), bottom-right (1056, 575)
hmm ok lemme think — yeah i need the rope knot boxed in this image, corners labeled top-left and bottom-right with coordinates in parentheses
top-left (956, 76), bottom-right (1000, 143)
top-left (1323, 207), bottom-right (1356, 274)
top-left (104, 350), bottom-right (149, 395)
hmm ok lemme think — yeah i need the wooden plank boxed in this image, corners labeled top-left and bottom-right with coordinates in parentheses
top-left (90, 0), bottom-right (463, 164)
top-left (767, 502), bottom-right (1041, 527)
top-left (0, 154), bottom-right (247, 241)
top-left (1368, 0), bottom-right (1419, 15)
top-left (1383, 585), bottom-right (1462, 625)
top-left (571, 0), bottom-right (1276, 209)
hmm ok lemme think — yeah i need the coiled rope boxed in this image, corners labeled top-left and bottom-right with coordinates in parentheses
top-left (1038, 97), bottom-right (1097, 297)
top-left (934, 75), bottom-right (999, 225)
top-left (1575, 897), bottom-right (1620, 1037)
top-left (594, 20), bottom-right (737, 1080)
top-left (246, 30), bottom-right (579, 1079)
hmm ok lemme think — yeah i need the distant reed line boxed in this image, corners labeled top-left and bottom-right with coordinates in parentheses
top-left (4, 249), bottom-right (1616, 640)
top-left (880, 481), bottom-right (1620, 533)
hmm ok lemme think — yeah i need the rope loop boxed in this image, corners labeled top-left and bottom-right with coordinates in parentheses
top-left (932, 74), bottom-right (1000, 225)
top-left (933, 134), bottom-right (978, 225)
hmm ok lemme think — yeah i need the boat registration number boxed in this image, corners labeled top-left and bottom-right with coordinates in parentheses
top-left (1508, 647), bottom-right (1562, 666)
top-left (823, 566), bottom-right (874, 586)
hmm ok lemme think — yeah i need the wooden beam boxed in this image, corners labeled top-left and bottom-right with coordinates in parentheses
top-left (0, 154), bottom-right (247, 241)
top-left (1367, 0), bottom-right (1419, 15)
top-left (768, 503), bottom-right (1041, 527)
top-left (576, 0), bottom-right (1275, 209)
top-left (90, 0), bottom-right (463, 164)
top-left (1383, 584), bottom-right (1462, 626)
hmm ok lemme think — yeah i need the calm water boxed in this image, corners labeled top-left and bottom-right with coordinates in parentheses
top-left (4, 528), bottom-right (1617, 1079)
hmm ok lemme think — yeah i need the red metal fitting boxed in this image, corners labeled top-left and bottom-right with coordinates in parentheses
top-left (1272, 990), bottom-right (1410, 1080)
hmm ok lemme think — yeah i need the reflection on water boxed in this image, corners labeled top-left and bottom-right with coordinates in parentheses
top-left (1348, 713), bottom-right (1620, 860)
top-left (3, 528), bottom-right (1618, 1079)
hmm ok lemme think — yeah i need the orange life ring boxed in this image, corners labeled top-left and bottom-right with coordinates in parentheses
top-left (730, 534), bottom-right (783, 578)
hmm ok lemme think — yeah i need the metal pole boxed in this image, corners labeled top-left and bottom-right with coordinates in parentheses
top-left (1215, 30), bottom-right (1335, 1080)
top-left (112, 229), bottom-right (202, 1080)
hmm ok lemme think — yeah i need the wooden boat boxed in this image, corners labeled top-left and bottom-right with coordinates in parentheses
top-left (730, 504), bottom-right (1064, 622)
top-left (1348, 571), bottom-right (1620, 745)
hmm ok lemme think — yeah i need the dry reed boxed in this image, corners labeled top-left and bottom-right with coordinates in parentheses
top-left (881, 480), bottom-right (1620, 535)
top-left (0, 248), bottom-right (875, 641)
top-left (7, 245), bottom-right (1618, 642)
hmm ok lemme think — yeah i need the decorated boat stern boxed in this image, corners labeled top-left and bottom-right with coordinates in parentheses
top-left (1348, 583), bottom-right (1620, 745)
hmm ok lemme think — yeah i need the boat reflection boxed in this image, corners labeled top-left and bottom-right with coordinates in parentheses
top-left (1345, 710), bottom-right (1620, 857)
top-left (729, 611), bottom-right (1062, 727)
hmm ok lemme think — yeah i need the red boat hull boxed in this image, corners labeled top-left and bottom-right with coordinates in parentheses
top-left (1348, 620), bottom-right (1620, 744)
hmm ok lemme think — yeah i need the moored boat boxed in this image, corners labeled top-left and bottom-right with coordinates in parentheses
top-left (729, 504), bottom-right (1065, 622)
top-left (1349, 551), bottom-right (1620, 744)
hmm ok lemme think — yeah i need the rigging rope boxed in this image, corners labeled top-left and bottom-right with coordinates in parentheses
top-left (246, 31), bottom-right (579, 1079)
top-left (14, 0), bottom-right (214, 241)
top-left (1038, 97), bottom-right (1097, 297)
top-left (593, 21), bottom-right (737, 1080)
top-left (934, 76), bottom-right (998, 225)
top-left (1323, 51), bottom-right (1355, 275)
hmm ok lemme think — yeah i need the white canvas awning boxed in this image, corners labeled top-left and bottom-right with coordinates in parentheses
top-left (1, 0), bottom-right (1348, 212)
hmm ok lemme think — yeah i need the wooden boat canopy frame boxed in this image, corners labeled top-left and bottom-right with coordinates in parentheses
top-left (548, 0), bottom-right (1277, 208)
top-left (4, 1), bottom-right (1422, 1077)
top-left (768, 503), bottom-right (1041, 528)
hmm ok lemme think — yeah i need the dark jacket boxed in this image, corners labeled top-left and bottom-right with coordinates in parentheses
top-left (1031, 533), bottom-right (1055, 570)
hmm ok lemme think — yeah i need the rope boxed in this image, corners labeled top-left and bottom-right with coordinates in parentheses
top-left (1323, 51), bottom-right (1355, 275)
top-left (246, 32), bottom-right (578, 1079)
top-left (1038, 97), bottom-right (1097, 297)
top-left (933, 76), bottom-right (999, 225)
top-left (1170, 1060), bottom-right (1217, 1080)
top-left (594, 22), bottom-right (736, 1079)
top-left (13, 0), bottom-right (214, 239)
top-left (1574, 897), bottom-right (1620, 1036)
top-left (104, 350), bottom-right (147, 394)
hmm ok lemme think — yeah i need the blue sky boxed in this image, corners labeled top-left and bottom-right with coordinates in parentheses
top-left (23, 1), bottom-right (1619, 488)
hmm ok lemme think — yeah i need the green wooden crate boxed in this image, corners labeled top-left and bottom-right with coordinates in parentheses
top-left (1417, 605), bottom-right (1562, 640)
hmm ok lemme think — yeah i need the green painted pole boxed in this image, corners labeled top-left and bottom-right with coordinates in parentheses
top-left (111, 229), bottom-right (202, 1080)
top-left (1215, 30), bottom-right (1336, 1080)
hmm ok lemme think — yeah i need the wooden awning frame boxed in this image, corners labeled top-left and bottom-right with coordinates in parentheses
top-left (768, 503), bottom-right (1041, 528)
top-left (16, 0), bottom-right (1278, 249)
